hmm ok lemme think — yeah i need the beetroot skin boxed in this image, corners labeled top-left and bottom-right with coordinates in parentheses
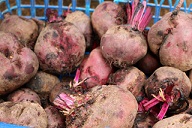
top-left (144, 66), bottom-right (191, 120)
top-left (78, 47), bottom-right (113, 89)
top-left (108, 66), bottom-right (146, 98)
top-left (100, 25), bottom-right (147, 68)
top-left (91, 1), bottom-right (126, 38)
top-left (65, 11), bottom-right (93, 50)
top-left (0, 31), bottom-right (39, 95)
top-left (148, 11), bottom-right (192, 71)
top-left (34, 21), bottom-right (86, 74)
top-left (0, 13), bottom-right (39, 49)
top-left (53, 85), bottom-right (138, 128)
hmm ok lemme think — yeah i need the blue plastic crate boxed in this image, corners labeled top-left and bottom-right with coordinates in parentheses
top-left (0, 0), bottom-right (192, 127)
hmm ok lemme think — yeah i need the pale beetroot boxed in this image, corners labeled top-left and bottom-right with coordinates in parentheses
top-left (91, 1), bottom-right (127, 38)
top-left (147, 0), bottom-right (192, 71)
top-left (0, 13), bottom-right (39, 49)
top-left (65, 11), bottom-right (93, 50)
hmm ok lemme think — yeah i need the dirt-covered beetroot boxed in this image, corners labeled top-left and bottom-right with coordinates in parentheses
top-left (108, 66), bottom-right (146, 98)
top-left (0, 101), bottom-right (48, 128)
top-left (7, 88), bottom-right (41, 105)
top-left (143, 66), bottom-right (191, 120)
top-left (25, 71), bottom-right (60, 107)
top-left (135, 51), bottom-right (161, 75)
top-left (53, 85), bottom-right (138, 128)
top-left (44, 105), bottom-right (66, 128)
top-left (0, 31), bottom-right (39, 95)
top-left (34, 20), bottom-right (86, 74)
top-left (100, 0), bottom-right (152, 68)
top-left (147, 1), bottom-right (192, 71)
top-left (65, 11), bottom-right (93, 50)
top-left (77, 47), bottom-right (113, 89)
top-left (91, 1), bottom-right (127, 38)
top-left (0, 13), bottom-right (38, 49)
top-left (153, 114), bottom-right (192, 128)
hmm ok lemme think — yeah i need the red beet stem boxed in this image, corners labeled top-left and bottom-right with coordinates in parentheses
top-left (127, 0), bottom-right (152, 31)
top-left (157, 102), bottom-right (169, 120)
top-left (143, 96), bottom-right (161, 111)
top-left (53, 93), bottom-right (75, 110)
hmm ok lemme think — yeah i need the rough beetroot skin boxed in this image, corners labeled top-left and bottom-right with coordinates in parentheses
top-left (0, 31), bottom-right (39, 95)
top-left (7, 88), bottom-right (41, 105)
top-left (78, 47), bottom-right (113, 89)
top-left (144, 66), bottom-right (191, 120)
top-left (100, 0), bottom-right (152, 68)
top-left (108, 66), bottom-right (146, 98)
top-left (65, 11), bottom-right (93, 50)
top-left (91, 1), bottom-right (126, 38)
top-left (100, 25), bottom-right (147, 68)
top-left (54, 85), bottom-right (138, 128)
top-left (45, 105), bottom-right (66, 128)
top-left (0, 13), bottom-right (39, 49)
top-left (34, 21), bottom-right (86, 74)
top-left (148, 10), bottom-right (192, 71)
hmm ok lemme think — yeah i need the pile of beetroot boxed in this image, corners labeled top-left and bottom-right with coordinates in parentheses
top-left (0, 0), bottom-right (192, 127)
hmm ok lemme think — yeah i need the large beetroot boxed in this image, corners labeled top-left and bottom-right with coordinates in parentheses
top-left (0, 31), bottom-right (39, 95)
top-left (147, 0), bottom-right (192, 71)
top-left (34, 10), bottom-right (86, 74)
top-left (100, 0), bottom-right (152, 68)
top-left (53, 85), bottom-right (138, 128)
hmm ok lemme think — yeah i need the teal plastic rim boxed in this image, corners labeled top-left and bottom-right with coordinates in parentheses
top-left (0, 0), bottom-right (192, 23)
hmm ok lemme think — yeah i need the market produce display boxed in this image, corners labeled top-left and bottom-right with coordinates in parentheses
top-left (0, 0), bottom-right (192, 128)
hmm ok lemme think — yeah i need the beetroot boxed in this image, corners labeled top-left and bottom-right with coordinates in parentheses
top-left (0, 13), bottom-right (39, 49)
top-left (53, 85), bottom-right (138, 128)
top-left (34, 11), bottom-right (86, 74)
top-left (143, 66), bottom-right (191, 120)
top-left (44, 105), bottom-right (66, 128)
top-left (147, 0), bottom-right (192, 71)
top-left (135, 51), bottom-right (161, 75)
top-left (108, 66), bottom-right (146, 98)
top-left (65, 11), bottom-right (93, 50)
top-left (0, 31), bottom-right (39, 95)
top-left (100, 0), bottom-right (152, 68)
top-left (75, 47), bottom-right (113, 89)
top-left (7, 88), bottom-right (41, 105)
top-left (91, 1), bottom-right (127, 38)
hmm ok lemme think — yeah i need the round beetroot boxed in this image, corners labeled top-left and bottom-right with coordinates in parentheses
top-left (34, 21), bottom-right (86, 74)
top-left (0, 31), bottom-right (39, 95)
top-left (100, 25), bottom-right (147, 68)
top-left (148, 7), bottom-right (192, 71)
top-left (91, 1), bottom-right (126, 38)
